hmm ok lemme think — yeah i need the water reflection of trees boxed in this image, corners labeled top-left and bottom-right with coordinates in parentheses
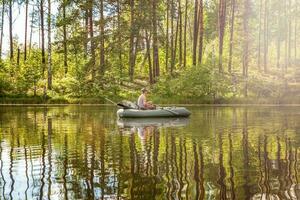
top-left (0, 106), bottom-right (299, 199)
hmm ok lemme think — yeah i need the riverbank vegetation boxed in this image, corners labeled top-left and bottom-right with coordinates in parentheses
top-left (0, 0), bottom-right (299, 104)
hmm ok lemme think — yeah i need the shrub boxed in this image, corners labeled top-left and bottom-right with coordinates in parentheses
top-left (152, 64), bottom-right (233, 103)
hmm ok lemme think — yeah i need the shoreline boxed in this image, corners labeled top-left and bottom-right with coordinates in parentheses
top-left (0, 96), bottom-right (299, 106)
top-left (0, 103), bottom-right (299, 106)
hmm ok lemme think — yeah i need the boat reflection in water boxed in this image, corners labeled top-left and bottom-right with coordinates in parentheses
top-left (117, 117), bottom-right (190, 128)
top-left (118, 117), bottom-right (189, 142)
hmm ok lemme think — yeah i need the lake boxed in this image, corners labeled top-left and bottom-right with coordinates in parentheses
top-left (0, 105), bottom-right (299, 199)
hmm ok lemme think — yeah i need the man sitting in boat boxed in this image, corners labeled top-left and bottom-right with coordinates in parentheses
top-left (138, 88), bottom-right (156, 110)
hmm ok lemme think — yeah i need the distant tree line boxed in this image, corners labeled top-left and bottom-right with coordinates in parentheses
top-left (0, 0), bottom-right (299, 99)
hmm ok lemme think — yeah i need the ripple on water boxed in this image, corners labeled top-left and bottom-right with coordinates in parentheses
top-left (0, 106), bottom-right (299, 199)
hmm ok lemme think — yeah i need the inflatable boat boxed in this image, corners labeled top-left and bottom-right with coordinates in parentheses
top-left (117, 107), bottom-right (191, 118)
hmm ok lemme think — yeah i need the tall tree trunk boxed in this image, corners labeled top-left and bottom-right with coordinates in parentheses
top-left (29, 5), bottom-right (34, 56)
top-left (166, 0), bottom-right (169, 72)
top-left (145, 31), bottom-right (153, 84)
top-left (63, 0), bottom-right (68, 75)
top-left (192, 0), bottom-right (198, 66)
top-left (178, 0), bottom-right (183, 67)
top-left (288, 0), bottom-right (291, 65)
top-left (0, 0), bottom-right (4, 60)
top-left (295, 2), bottom-right (297, 59)
top-left (243, 0), bottom-right (250, 97)
top-left (258, 0), bottom-right (262, 70)
top-left (228, 0), bottom-right (235, 72)
top-left (129, 0), bottom-right (135, 81)
top-left (284, 0), bottom-right (288, 72)
top-left (172, 13), bottom-right (179, 74)
top-left (40, 0), bottom-right (46, 73)
top-left (9, 0), bottom-right (13, 60)
top-left (198, 0), bottom-right (204, 65)
top-left (152, 0), bottom-right (160, 79)
top-left (84, 5), bottom-right (89, 58)
top-left (218, 0), bottom-right (226, 73)
top-left (89, 0), bottom-right (96, 79)
top-left (263, 0), bottom-right (268, 73)
top-left (133, 35), bottom-right (139, 75)
top-left (48, 0), bottom-right (52, 90)
top-left (38, 13), bottom-right (41, 49)
top-left (17, 48), bottom-right (20, 66)
top-left (183, 0), bottom-right (188, 68)
top-left (99, 0), bottom-right (105, 76)
top-left (170, 0), bottom-right (174, 73)
top-left (24, 0), bottom-right (28, 61)
top-left (276, 0), bottom-right (281, 68)
top-left (117, 0), bottom-right (122, 78)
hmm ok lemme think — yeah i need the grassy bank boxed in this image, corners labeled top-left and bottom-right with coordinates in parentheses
top-left (0, 96), bottom-right (106, 104)
top-left (1, 64), bottom-right (299, 105)
top-left (0, 95), bottom-right (299, 105)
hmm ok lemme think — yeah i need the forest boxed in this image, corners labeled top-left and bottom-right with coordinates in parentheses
top-left (0, 0), bottom-right (299, 104)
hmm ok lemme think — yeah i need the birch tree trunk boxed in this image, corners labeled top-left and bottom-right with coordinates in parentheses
top-left (0, 0), bottom-right (4, 60)
top-left (24, 0), bottom-right (28, 61)
top-left (48, 0), bottom-right (52, 90)
top-left (9, 0), bottom-right (13, 60)
top-left (40, 0), bottom-right (46, 73)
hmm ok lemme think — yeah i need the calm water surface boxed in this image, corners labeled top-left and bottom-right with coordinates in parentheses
top-left (0, 106), bottom-right (299, 199)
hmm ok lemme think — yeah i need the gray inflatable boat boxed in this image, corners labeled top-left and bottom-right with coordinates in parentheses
top-left (117, 107), bottom-right (191, 118)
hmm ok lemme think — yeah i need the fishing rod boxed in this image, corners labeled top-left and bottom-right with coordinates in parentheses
top-left (105, 97), bottom-right (118, 106)
top-left (105, 98), bottom-right (132, 109)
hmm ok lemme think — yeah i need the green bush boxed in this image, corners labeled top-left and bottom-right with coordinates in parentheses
top-left (52, 76), bottom-right (81, 96)
top-left (152, 64), bottom-right (233, 103)
top-left (0, 72), bottom-right (11, 96)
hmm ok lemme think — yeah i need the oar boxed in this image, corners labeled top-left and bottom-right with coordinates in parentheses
top-left (160, 107), bottom-right (180, 116)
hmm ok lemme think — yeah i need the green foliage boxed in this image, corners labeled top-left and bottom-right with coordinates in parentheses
top-left (0, 71), bottom-right (11, 96)
top-left (152, 64), bottom-right (233, 103)
top-left (0, 0), bottom-right (299, 104)
top-left (52, 76), bottom-right (81, 96)
top-left (247, 72), bottom-right (283, 98)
